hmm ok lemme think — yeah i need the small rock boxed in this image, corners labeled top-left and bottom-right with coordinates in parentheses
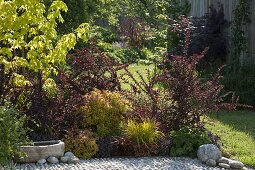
top-left (197, 144), bottom-right (222, 163)
top-left (37, 159), bottom-right (46, 164)
top-left (47, 156), bottom-right (59, 164)
top-left (60, 156), bottom-right (70, 163)
top-left (206, 159), bottom-right (217, 167)
top-left (229, 160), bottom-right (244, 169)
top-left (64, 152), bottom-right (75, 157)
top-left (217, 157), bottom-right (230, 164)
top-left (218, 163), bottom-right (230, 169)
top-left (68, 156), bottom-right (80, 164)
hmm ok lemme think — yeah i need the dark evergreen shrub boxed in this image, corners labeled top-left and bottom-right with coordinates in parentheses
top-left (189, 4), bottom-right (228, 69)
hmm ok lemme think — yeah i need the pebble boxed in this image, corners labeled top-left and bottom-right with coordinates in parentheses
top-left (68, 156), bottom-right (80, 164)
top-left (47, 156), bottom-right (59, 164)
top-left (218, 163), bottom-right (230, 169)
top-left (15, 157), bottom-right (222, 170)
top-left (217, 157), bottom-right (230, 164)
top-left (229, 160), bottom-right (244, 169)
top-left (37, 159), bottom-right (47, 164)
top-left (15, 157), bottom-right (253, 170)
top-left (206, 159), bottom-right (217, 167)
top-left (60, 156), bottom-right (70, 163)
top-left (65, 152), bottom-right (75, 157)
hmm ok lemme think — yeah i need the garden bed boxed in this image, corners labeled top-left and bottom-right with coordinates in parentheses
top-left (1, 1), bottom-right (254, 169)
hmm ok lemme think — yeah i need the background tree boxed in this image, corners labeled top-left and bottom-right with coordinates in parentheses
top-left (57, 0), bottom-right (100, 34)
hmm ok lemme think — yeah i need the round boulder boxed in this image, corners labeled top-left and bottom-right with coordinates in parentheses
top-left (197, 144), bottom-right (221, 163)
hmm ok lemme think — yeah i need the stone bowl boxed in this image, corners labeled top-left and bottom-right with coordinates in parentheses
top-left (17, 140), bottom-right (65, 163)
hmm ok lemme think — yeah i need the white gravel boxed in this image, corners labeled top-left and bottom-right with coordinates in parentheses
top-left (15, 157), bottom-right (254, 170)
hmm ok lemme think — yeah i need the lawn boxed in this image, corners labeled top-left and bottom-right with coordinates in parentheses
top-left (206, 110), bottom-right (255, 167)
top-left (118, 64), bottom-right (154, 89)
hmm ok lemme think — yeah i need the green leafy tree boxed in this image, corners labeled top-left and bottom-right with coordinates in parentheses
top-left (0, 0), bottom-right (88, 93)
top-left (122, 0), bottom-right (190, 24)
top-left (45, 0), bottom-right (121, 34)
top-left (118, 0), bottom-right (191, 61)
top-left (56, 0), bottom-right (100, 34)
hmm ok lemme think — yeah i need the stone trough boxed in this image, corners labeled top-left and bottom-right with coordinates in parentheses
top-left (18, 140), bottom-right (65, 163)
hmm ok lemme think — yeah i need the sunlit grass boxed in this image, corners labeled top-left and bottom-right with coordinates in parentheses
top-left (206, 110), bottom-right (255, 167)
top-left (118, 64), bottom-right (154, 89)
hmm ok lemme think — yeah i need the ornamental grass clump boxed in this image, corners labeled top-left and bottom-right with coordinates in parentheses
top-left (112, 118), bottom-right (163, 157)
top-left (124, 119), bottom-right (163, 145)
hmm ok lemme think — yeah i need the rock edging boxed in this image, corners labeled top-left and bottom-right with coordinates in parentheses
top-left (197, 144), bottom-right (245, 170)
top-left (37, 152), bottom-right (80, 165)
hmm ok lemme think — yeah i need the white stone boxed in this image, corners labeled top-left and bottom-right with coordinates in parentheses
top-left (197, 144), bottom-right (222, 163)
top-left (47, 156), bottom-right (59, 164)
top-left (229, 160), bottom-right (244, 169)
top-left (217, 157), bottom-right (230, 164)
top-left (218, 163), bottom-right (230, 169)
top-left (37, 159), bottom-right (46, 164)
top-left (64, 152), bottom-right (75, 157)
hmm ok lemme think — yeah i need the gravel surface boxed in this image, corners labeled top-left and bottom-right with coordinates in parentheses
top-left (15, 157), bottom-right (254, 170)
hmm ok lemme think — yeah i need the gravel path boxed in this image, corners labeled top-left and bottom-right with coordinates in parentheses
top-left (15, 157), bottom-right (254, 170)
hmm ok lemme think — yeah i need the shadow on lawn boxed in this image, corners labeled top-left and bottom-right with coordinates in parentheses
top-left (207, 110), bottom-right (255, 139)
top-left (206, 110), bottom-right (255, 168)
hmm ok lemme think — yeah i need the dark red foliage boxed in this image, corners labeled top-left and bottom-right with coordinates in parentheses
top-left (122, 16), bottom-right (240, 132)
top-left (9, 77), bottom-right (72, 141)
top-left (58, 40), bottom-right (123, 94)
top-left (160, 50), bottom-right (238, 131)
top-left (167, 15), bottom-right (194, 58)
top-left (13, 41), bottom-right (125, 141)
top-left (52, 42), bottom-right (126, 137)
top-left (120, 17), bottom-right (148, 49)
